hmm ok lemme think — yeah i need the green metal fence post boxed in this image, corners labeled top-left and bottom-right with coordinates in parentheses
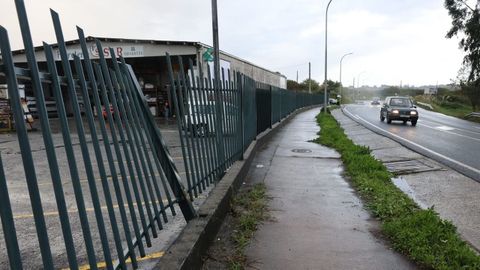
top-left (0, 153), bottom-right (23, 270)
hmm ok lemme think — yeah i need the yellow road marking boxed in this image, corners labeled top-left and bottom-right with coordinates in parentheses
top-left (13, 194), bottom-right (205, 219)
top-left (37, 171), bottom-right (164, 187)
top-left (65, 251), bottom-right (165, 270)
top-left (13, 200), bottom-right (164, 220)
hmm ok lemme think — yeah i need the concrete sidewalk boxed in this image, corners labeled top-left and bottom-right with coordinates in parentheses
top-left (243, 108), bottom-right (416, 270)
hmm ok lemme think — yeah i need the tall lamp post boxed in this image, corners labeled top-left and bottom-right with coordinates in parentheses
top-left (324, 0), bottom-right (333, 111)
top-left (339, 52), bottom-right (353, 102)
top-left (339, 52), bottom-right (353, 85)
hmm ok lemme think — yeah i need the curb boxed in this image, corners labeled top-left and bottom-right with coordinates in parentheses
top-left (156, 105), bottom-right (320, 270)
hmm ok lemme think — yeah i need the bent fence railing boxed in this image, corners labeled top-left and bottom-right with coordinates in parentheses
top-left (0, 1), bottom-right (194, 269)
top-left (0, 1), bottom-right (324, 269)
top-left (166, 56), bottom-right (324, 199)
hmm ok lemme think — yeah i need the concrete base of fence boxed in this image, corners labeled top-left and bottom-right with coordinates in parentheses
top-left (156, 105), bottom-right (321, 270)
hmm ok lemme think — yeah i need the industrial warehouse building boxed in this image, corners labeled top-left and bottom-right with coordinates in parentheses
top-left (4, 37), bottom-right (287, 117)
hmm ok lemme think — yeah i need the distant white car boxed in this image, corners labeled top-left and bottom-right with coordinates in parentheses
top-left (329, 98), bottom-right (339, 105)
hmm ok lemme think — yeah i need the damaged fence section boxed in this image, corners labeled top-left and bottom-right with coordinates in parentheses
top-left (0, 1), bottom-right (193, 269)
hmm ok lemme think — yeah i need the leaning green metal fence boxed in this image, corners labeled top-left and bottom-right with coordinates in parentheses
top-left (0, 1), bottom-right (194, 269)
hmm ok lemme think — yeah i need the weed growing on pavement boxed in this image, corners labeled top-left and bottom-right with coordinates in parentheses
top-left (314, 111), bottom-right (480, 270)
top-left (228, 183), bottom-right (268, 270)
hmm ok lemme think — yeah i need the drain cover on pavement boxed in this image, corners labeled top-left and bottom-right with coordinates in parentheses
top-left (292, 149), bottom-right (312, 153)
top-left (384, 159), bottom-right (442, 175)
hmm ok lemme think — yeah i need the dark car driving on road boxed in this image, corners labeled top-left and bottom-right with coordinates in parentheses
top-left (380, 96), bottom-right (418, 126)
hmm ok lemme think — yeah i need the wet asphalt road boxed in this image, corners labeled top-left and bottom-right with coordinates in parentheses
top-left (343, 103), bottom-right (480, 181)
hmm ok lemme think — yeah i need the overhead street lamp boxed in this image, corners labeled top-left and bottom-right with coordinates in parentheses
top-left (324, 0), bottom-right (333, 111)
top-left (339, 52), bottom-right (353, 103)
top-left (339, 52), bottom-right (353, 85)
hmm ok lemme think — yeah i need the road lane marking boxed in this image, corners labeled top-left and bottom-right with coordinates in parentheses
top-left (13, 192), bottom-right (205, 219)
top-left (62, 251), bottom-right (165, 270)
top-left (416, 115), bottom-right (480, 135)
top-left (343, 107), bottom-right (480, 177)
top-left (436, 126), bottom-right (454, 131)
top-left (417, 123), bottom-right (480, 142)
top-left (13, 199), bottom-right (165, 219)
top-left (37, 172), bottom-right (163, 187)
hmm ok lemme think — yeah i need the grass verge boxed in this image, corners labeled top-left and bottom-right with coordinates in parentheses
top-left (314, 111), bottom-right (480, 270)
top-left (414, 95), bottom-right (480, 123)
top-left (228, 184), bottom-right (268, 270)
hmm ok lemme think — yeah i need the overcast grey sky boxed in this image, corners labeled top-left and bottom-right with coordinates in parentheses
top-left (0, 0), bottom-right (470, 87)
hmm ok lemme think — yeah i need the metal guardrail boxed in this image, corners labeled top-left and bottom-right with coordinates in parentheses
top-left (465, 112), bottom-right (480, 118)
top-left (416, 101), bottom-right (434, 110)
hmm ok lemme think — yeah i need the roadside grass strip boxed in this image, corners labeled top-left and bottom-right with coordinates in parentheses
top-left (229, 184), bottom-right (268, 270)
top-left (314, 112), bottom-right (480, 270)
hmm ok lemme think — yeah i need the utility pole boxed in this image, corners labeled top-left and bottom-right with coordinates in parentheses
top-left (309, 62), bottom-right (311, 93)
top-left (211, 0), bottom-right (225, 170)
top-left (353, 77), bottom-right (355, 102)
top-left (296, 70), bottom-right (299, 83)
top-left (212, 0), bottom-right (220, 88)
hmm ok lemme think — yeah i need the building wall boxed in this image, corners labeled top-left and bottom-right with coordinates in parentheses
top-left (196, 46), bottom-right (286, 88)
top-left (11, 42), bottom-right (198, 63)
top-left (11, 40), bottom-right (287, 88)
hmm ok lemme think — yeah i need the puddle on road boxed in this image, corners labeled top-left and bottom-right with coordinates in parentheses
top-left (392, 177), bottom-right (428, 209)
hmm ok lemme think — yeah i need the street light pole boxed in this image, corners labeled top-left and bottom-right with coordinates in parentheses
top-left (339, 52), bottom-right (353, 102)
top-left (309, 62), bottom-right (311, 93)
top-left (339, 52), bottom-right (353, 85)
top-left (324, 0), bottom-right (333, 111)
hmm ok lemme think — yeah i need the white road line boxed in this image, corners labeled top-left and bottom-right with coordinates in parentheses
top-left (436, 126), bottom-right (455, 131)
top-left (343, 107), bottom-right (480, 176)
top-left (418, 115), bottom-right (480, 135)
top-left (417, 123), bottom-right (480, 142)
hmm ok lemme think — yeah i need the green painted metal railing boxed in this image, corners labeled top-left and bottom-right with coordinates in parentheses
top-left (167, 55), bottom-right (324, 198)
top-left (0, 1), bottom-right (194, 269)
